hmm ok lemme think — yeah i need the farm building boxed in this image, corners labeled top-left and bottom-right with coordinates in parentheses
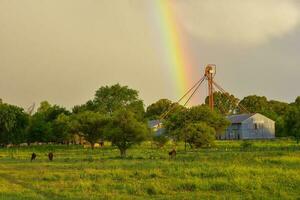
top-left (148, 120), bottom-right (165, 136)
top-left (221, 113), bottom-right (275, 140)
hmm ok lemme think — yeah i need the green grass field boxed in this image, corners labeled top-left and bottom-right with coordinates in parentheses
top-left (0, 140), bottom-right (299, 200)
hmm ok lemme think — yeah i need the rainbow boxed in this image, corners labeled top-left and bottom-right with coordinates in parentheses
top-left (150, 0), bottom-right (195, 100)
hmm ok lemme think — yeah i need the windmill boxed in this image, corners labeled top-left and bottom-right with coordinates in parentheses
top-left (27, 103), bottom-right (36, 116)
top-left (159, 64), bottom-right (249, 122)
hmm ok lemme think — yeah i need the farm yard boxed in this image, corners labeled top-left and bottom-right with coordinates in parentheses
top-left (0, 139), bottom-right (299, 200)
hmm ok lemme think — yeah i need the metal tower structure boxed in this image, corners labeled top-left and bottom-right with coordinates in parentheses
top-left (204, 64), bottom-right (216, 111)
top-left (159, 64), bottom-right (249, 121)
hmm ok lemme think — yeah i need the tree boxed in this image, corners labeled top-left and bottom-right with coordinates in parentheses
top-left (239, 95), bottom-right (276, 118)
top-left (73, 84), bottom-right (146, 120)
top-left (146, 99), bottom-right (173, 120)
top-left (188, 105), bottom-right (230, 134)
top-left (152, 133), bottom-right (169, 148)
top-left (72, 100), bottom-right (97, 114)
top-left (0, 103), bottom-right (29, 145)
top-left (93, 84), bottom-right (145, 117)
top-left (268, 100), bottom-right (290, 137)
top-left (284, 98), bottom-right (300, 143)
top-left (164, 106), bottom-right (189, 142)
top-left (183, 122), bottom-right (216, 148)
top-left (106, 109), bottom-right (149, 157)
top-left (27, 112), bottom-right (52, 143)
top-left (72, 111), bottom-right (109, 149)
top-left (268, 100), bottom-right (289, 116)
top-left (27, 102), bottom-right (70, 143)
top-left (205, 92), bottom-right (239, 115)
top-left (52, 114), bottom-right (72, 143)
top-left (38, 101), bottom-right (52, 113)
top-left (294, 96), bottom-right (300, 106)
top-left (165, 105), bottom-right (230, 142)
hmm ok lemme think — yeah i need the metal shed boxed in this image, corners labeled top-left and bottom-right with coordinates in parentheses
top-left (221, 113), bottom-right (275, 140)
top-left (148, 120), bottom-right (165, 136)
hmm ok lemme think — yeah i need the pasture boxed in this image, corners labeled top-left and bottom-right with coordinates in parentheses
top-left (0, 140), bottom-right (299, 200)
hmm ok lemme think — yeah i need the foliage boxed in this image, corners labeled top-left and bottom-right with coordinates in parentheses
top-left (284, 100), bottom-right (300, 143)
top-left (163, 106), bottom-right (188, 142)
top-left (165, 105), bottom-right (230, 142)
top-left (72, 111), bottom-right (109, 149)
top-left (27, 101), bottom-right (70, 143)
top-left (106, 109), bottom-right (150, 157)
top-left (27, 112), bottom-right (52, 143)
top-left (0, 103), bottom-right (29, 145)
top-left (152, 134), bottom-right (169, 148)
top-left (52, 114), bottom-right (72, 143)
top-left (92, 84), bottom-right (145, 117)
top-left (239, 95), bottom-right (270, 115)
top-left (146, 99), bottom-right (173, 120)
top-left (72, 84), bottom-right (146, 122)
top-left (183, 122), bottom-right (216, 148)
top-left (205, 91), bottom-right (239, 115)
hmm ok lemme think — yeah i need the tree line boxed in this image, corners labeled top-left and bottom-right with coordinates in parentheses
top-left (0, 84), bottom-right (300, 156)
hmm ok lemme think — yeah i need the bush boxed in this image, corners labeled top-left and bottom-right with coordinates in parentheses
top-left (152, 134), bottom-right (169, 148)
top-left (184, 122), bottom-right (216, 148)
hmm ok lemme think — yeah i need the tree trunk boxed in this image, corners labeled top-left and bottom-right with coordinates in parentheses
top-left (120, 149), bottom-right (126, 158)
top-left (91, 143), bottom-right (95, 150)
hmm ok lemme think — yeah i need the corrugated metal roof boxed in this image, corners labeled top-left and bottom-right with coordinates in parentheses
top-left (148, 120), bottom-right (165, 136)
top-left (227, 114), bottom-right (255, 124)
top-left (148, 120), bottom-right (161, 128)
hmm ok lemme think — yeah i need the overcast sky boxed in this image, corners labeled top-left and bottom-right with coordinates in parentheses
top-left (0, 0), bottom-right (299, 109)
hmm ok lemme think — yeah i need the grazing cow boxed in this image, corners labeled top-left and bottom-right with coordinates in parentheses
top-left (99, 141), bottom-right (104, 147)
top-left (48, 152), bottom-right (54, 161)
top-left (31, 153), bottom-right (37, 162)
top-left (168, 149), bottom-right (176, 159)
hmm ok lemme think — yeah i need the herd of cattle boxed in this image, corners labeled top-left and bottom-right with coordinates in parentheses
top-left (29, 149), bottom-right (177, 161)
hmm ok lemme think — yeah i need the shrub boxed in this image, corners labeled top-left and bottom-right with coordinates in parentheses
top-left (152, 134), bottom-right (169, 148)
top-left (184, 122), bottom-right (216, 148)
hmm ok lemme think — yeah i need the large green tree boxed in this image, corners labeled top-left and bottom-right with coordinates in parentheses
top-left (205, 92), bottom-right (239, 115)
top-left (239, 95), bottom-right (276, 118)
top-left (0, 103), bottom-right (29, 145)
top-left (106, 109), bottom-right (149, 157)
top-left (72, 111), bottom-right (109, 149)
top-left (27, 101), bottom-right (70, 143)
top-left (284, 97), bottom-right (300, 143)
top-left (73, 84), bottom-right (145, 120)
top-left (183, 122), bottom-right (216, 148)
top-left (94, 84), bottom-right (144, 117)
top-left (146, 99), bottom-right (173, 120)
top-left (165, 105), bottom-right (230, 142)
top-left (52, 114), bottom-right (73, 143)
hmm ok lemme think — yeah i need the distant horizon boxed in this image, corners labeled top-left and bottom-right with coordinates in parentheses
top-left (0, 81), bottom-right (297, 110)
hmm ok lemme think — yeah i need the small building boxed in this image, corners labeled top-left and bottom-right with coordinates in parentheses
top-left (221, 113), bottom-right (275, 140)
top-left (148, 120), bottom-right (165, 136)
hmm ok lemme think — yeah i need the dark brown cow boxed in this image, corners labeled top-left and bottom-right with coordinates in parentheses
top-left (48, 152), bottom-right (54, 161)
top-left (31, 153), bottom-right (36, 162)
top-left (168, 149), bottom-right (176, 159)
top-left (99, 141), bottom-right (104, 147)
